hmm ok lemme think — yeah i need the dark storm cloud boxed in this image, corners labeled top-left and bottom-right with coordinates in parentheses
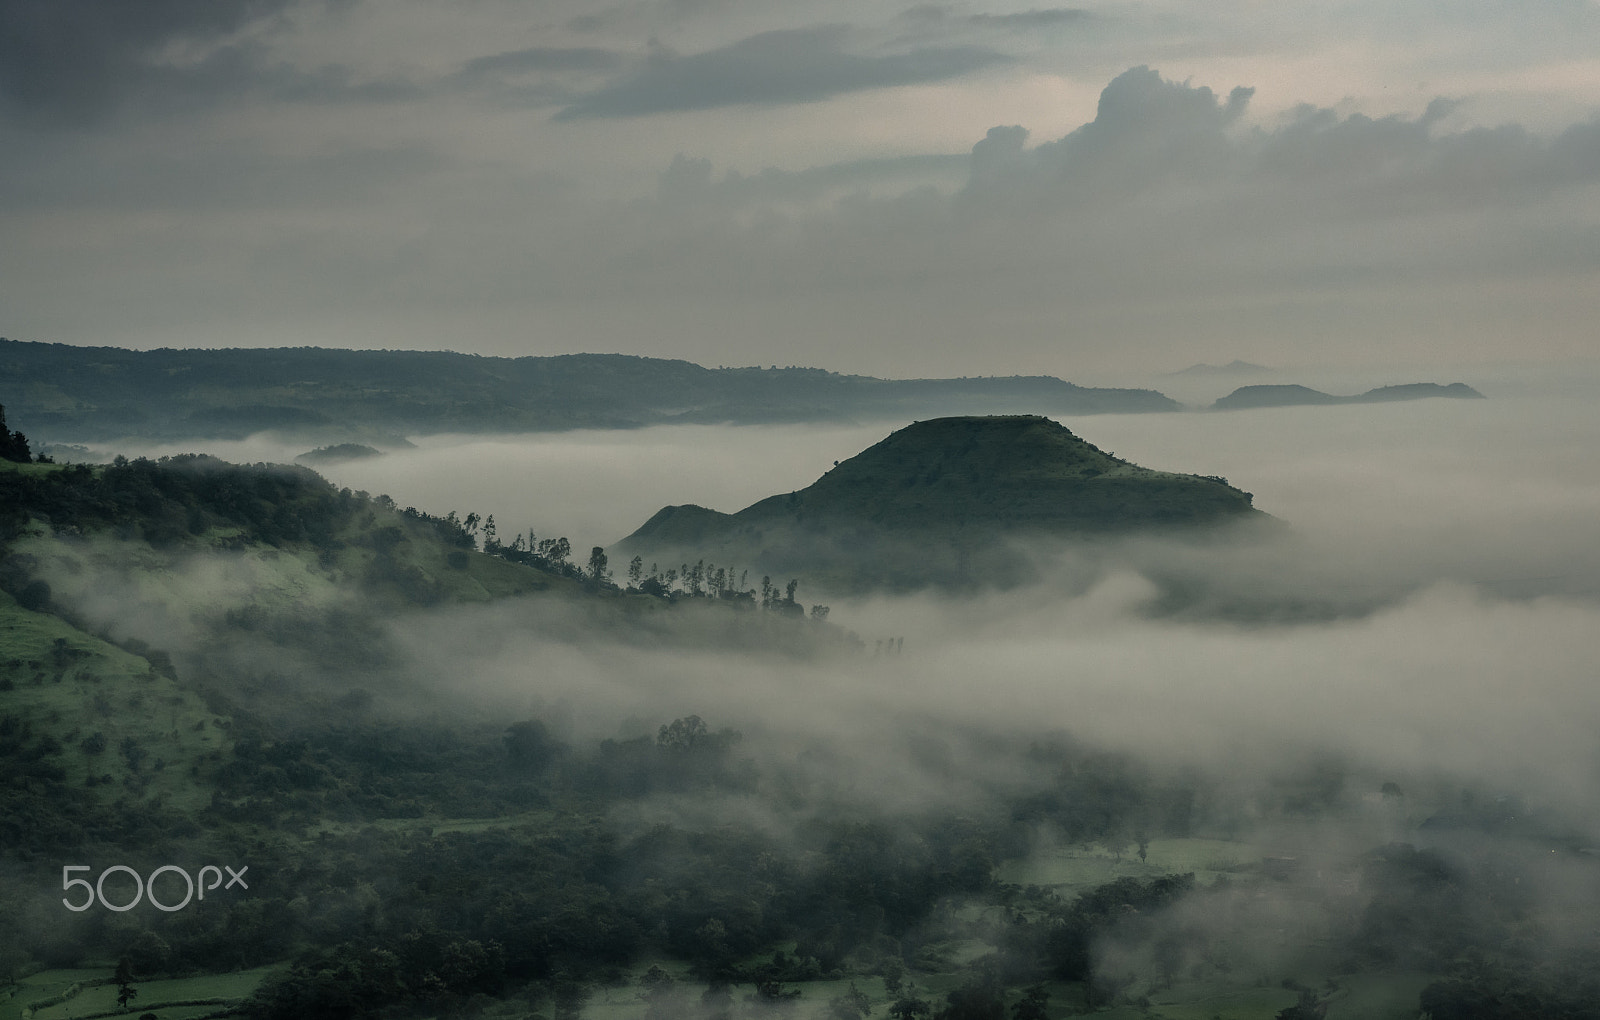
top-left (0, 0), bottom-right (302, 123)
top-left (554, 25), bottom-right (1012, 120)
top-left (0, 0), bottom-right (426, 125)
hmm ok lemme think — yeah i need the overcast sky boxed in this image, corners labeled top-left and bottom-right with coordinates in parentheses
top-left (2, 0), bottom-right (1597, 379)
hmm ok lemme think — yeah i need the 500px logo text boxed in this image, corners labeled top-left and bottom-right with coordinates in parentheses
top-left (61, 865), bottom-right (249, 912)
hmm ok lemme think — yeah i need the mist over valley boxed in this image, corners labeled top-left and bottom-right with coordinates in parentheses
top-left (5, 360), bottom-right (1600, 1019)
top-left (5, 0), bottom-right (1600, 1013)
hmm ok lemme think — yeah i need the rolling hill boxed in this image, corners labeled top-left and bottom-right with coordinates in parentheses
top-left (1212, 382), bottom-right (1485, 410)
top-left (0, 338), bottom-right (1178, 443)
top-left (619, 415), bottom-right (1263, 590)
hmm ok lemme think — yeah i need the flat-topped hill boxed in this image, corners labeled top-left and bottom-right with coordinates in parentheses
top-left (622, 415), bottom-right (1262, 589)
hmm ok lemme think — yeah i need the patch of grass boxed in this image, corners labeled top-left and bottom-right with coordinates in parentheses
top-left (1142, 983), bottom-right (1301, 1020)
top-left (0, 592), bottom-right (226, 813)
top-left (17, 964), bottom-right (281, 1020)
top-left (996, 838), bottom-right (1255, 893)
top-left (1324, 971), bottom-right (1433, 1020)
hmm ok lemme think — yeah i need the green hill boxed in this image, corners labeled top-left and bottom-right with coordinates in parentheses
top-left (620, 415), bottom-right (1262, 590)
top-left (0, 338), bottom-right (1178, 442)
top-left (0, 448), bottom-right (852, 992)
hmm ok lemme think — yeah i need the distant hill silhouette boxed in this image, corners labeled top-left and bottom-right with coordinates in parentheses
top-left (0, 339), bottom-right (1179, 441)
top-left (620, 415), bottom-right (1262, 590)
top-left (1167, 360), bottom-right (1271, 377)
top-left (297, 443), bottom-right (386, 465)
top-left (1212, 382), bottom-right (1484, 410)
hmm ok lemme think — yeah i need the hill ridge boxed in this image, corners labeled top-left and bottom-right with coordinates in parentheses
top-left (0, 338), bottom-right (1178, 441)
top-left (1213, 381), bottom-right (1485, 410)
top-left (619, 415), bottom-right (1262, 590)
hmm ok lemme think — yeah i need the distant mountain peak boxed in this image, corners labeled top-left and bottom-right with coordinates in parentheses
top-left (1212, 381), bottom-right (1485, 410)
top-left (620, 414), bottom-right (1263, 590)
top-left (1167, 360), bottom-right (1271, 377)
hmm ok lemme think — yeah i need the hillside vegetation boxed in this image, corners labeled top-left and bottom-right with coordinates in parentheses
top-left (0, 339), bottom-right (1177, 442)
top-left (621, 416), bottom-right (1263, 591)
top-left (3, 413), bottom-right (1592, 1020)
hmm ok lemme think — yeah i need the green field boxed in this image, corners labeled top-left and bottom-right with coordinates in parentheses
top-left (2, 965), bottom-right (279, 1020)
top-left (996, 838), bottom-right (1257, 893)
top-left (0, 591), bottom-right (228, 814)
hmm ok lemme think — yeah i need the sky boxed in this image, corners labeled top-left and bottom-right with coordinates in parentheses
top-left (2, 0), bottom-right (1598, 379)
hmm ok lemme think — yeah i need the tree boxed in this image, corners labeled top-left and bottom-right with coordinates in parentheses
top-left (0, 404), bottom-right (32, 463)
top-left (537, 537), bottom-right (571, 566)
top-left (16, 579), bottom-right (50, 611)
top-left (1010, 985), bottom-right (1049, 1020)
top-left (829, 982), bottom-right (872, 1020)
top-left (114, 956), bottom-right (138, 1010)
top-left (505, 720), bottom-right (553, 770)
top-left (889, 996), bottom-right (930, 1020)
top-left (658, 715), bottom-right (707, 752)
top-left (587, 546), bottom-right (610, 583)
top-left (639, 966), bottom-right (679, 1020)
top-left (937, 977), bottom-right (1004, 1020)
top-left (628, 555), bottom-right (644, 587)
top-left (1275, 988), bottom-right (1326, 1020)
top-left (880, 958), bottom-right (904, 996)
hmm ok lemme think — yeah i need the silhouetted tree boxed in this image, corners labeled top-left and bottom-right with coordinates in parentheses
top-left (0, 404), bottom-right (32, 463)
top-left (658, 715), bottom-right (707, 752)
top-left (1010, 985), bottom-right (1049, 1020)
top-left (114, 957), bottom-right (138, 1010)
top-left (889, 995), bottom-right (931, 1020)
top-left (1275, 989), bottom-right (1326, 1020)
top-left (505, 720), bottom-right (554, 770)
top-left (829, 982), bottom-right (873, 1020)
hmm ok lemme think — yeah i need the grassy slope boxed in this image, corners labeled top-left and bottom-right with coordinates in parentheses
top-left (0, 459), bottom-right (1450, 1020)
top-left (0, 455), bottom-right (642, 828)
top-left (1, 964), bottom-right (282, 1020)
top-left (0, 590), bottom-right (225, 814)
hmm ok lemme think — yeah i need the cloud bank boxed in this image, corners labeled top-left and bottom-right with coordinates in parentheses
top-left (1, 2), bottom-right (1597, 375)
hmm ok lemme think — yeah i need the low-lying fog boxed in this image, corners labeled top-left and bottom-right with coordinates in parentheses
top-left (59, 365), bottom-right (1600, 837)
top-left (94, 365), bottom-right (1600, 602)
